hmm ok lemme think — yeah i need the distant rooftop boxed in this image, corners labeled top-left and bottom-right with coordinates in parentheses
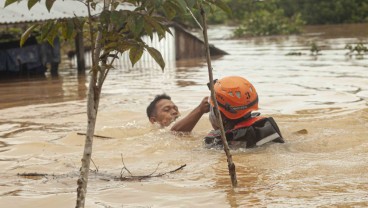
top-left (0, 0), bottom-right (135, 25)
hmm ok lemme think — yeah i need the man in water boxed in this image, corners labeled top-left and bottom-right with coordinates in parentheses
top-left (146, 94), bottom-right (210, 132)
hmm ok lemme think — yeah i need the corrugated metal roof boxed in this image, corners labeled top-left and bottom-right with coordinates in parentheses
top-left (0, 0), bottom-right (134, 25)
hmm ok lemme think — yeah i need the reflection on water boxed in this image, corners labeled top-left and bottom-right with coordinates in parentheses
top-left (0, 72), bottom-right (87, 109)
top-left (0, 24), bottom-right (367, 208)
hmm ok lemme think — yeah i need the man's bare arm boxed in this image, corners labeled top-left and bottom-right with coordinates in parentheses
top-left (170, 97), bottom-right (210, 132)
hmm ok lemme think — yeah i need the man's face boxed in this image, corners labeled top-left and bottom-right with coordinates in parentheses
top-left (149, 99), bottom-right (180, 127)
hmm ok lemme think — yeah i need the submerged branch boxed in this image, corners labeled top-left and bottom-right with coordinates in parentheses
top-left (17, 173), bottom-right (48, 177)
top-left (120, 153), bottom-right (133, 176)
top-left (16, 164), bottom-right (186, 182)
top-left (115, 164), bottom-right (187, 181)
top-left (90, 158), bottom-right (99, 173)
top-left (118, 153), bottom-right (185, 181)
top-left (77, 132), bottom-right (113, 139)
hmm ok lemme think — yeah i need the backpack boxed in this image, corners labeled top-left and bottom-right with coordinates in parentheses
top-left (204, 116), bottom-right (285, 148)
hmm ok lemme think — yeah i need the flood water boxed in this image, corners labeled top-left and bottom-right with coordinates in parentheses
top-left (0, 24), bottom-right (367, 208)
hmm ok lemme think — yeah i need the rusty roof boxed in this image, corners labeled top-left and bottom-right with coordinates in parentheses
top-left (0, 0), bottom-right (134, 25)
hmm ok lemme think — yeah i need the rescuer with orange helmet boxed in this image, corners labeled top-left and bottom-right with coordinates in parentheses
top-left (205, 76), bottom-right (285, 148)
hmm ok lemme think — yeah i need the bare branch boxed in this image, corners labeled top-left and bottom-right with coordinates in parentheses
top-left (118, 153), bottom-right (186, 181)
top-left (115, 164), bottom-right (187, 181)
top-left (90, 158), bottom-right (99, 172)
top-left (120, 153), bottom-right (133, 176)
top-left (147, 162), bottom-right (162, 176)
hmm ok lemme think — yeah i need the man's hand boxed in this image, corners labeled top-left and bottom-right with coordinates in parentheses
top-left (199, 96), bottom-right (210, 114)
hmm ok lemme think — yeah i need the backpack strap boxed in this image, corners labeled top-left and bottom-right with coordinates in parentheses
top-left (233, 116), bottom-right (265, 129)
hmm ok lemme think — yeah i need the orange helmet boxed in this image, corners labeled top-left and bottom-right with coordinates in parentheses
top-left (209, 76), bottom-right (258, 120)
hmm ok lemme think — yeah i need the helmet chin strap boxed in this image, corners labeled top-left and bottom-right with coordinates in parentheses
top-left (216, 96), bottom-right (259, 115)
top-left (210, 104), bottom-right (253, 130)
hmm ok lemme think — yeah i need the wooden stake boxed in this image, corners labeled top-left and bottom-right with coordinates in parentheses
top-left (199, 5), bottom-right (238, 187)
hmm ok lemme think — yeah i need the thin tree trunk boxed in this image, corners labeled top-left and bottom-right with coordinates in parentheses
top-left (76, 77), bottom-right (99, 208)
top-left (75, 1), bottom-right (111, 207)
top-left (200, 5), bottom-right (238, 187)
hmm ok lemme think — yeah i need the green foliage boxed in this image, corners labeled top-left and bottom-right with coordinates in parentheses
top-left (285, 0), bottom-right (368, 25)
top-left (20, 24), bottom-right (38, 47)
top-left (146, 46), bottom-right (165, 69)
top-left (4, 0), bottom-right (18, 7)
top-left (209, 0), bottom-right (368, 27)
top-left (310, 42), bottom-right (321, 56)
top-left (225, 0), bottom-right (255, 22)
top-left (206, 6), bottom-right (229, 24)
top-left (129, 44), bottom-right (144, 66)
top-left (233, 1), bottom-right (304, 37)
top-left (345, 43), bottom-right (368, 58)
top-left (0, 28), bottom-right (24, 43)
top-left (27, 0), bottom-right (39, 9)
top-left (45, 0), bottom-right (56, 12)
top-left (6, 0), bottom-right (56, 12)
top-left (248, 0), bottom-right (368, 25)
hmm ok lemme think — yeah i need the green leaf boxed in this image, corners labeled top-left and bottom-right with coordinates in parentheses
top-left (28, 0), bottom-right (39, 9)
top-left (40, 20), bottom-right (54, 40)
top-left (166, 0), bottom-right (186, 14)
top-left (73, 18), bottom-right (85, 33)
top-left (61, 22), bottom-right (68, 40)
top-left (127, 14), bottom-right (142, 38)
top-left (99, 10), bottom-right (110, 25)
top-left (143, 21), bottom-right (153, 40)
top-left (141, 0), bottom-right (155, 9)
top-left (146, 46), bottom-right (165, 70)
top-left (65, 19), bottom-right (75, 39)
top-left (46, 21), bottom-right (60, 46)
top-left (4, 0), bottom-right (17, 7)
top-left (61, 19), bottom-right (74, 40)
top-left (105, 64), bottom-right (115, 71)
top-left (185, 0), bottom-right (196, 8)
top-left (110, 11), bottom-right (121, 25)
top-left (90, 2), bottom-right (96, 10)
top-left (163, 1), bottom-right (177, 20)
top-left (211, 0), bottom-right (232, 15)
top-left (117, 42), bottom-right (134, 54)
top-left (20, 24), bottom-right (38, 47)
top-left (175, 0), bottom-right (188, 12)
top-left (143, 15), bottom-right (166, 40)
top-left (45, 0), bottom-right (56, 12)
top-left (112, 2), bottom-right (119, 10)
top-left (129, 45), bottom-right (144, 66)
top-left (154, 0), bottom-right (163, 9)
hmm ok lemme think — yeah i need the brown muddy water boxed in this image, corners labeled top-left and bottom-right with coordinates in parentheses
top-left (0, 24), bottom-right (367, 208)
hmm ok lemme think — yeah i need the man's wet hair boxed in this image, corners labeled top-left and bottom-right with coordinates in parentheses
top-left (146, 94), bottom-right (171, 118)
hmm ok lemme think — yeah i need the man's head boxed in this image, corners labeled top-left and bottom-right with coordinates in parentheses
top-left (146, 94), bottom-right (180, 127)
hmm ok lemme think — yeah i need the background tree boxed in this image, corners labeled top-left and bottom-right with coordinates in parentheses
top-left (220, 0), bottom-right (368, 26)
top-left (190, 0), bottom-right (368, 37)
top-left (232, 0), bottom-right (304, 37)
